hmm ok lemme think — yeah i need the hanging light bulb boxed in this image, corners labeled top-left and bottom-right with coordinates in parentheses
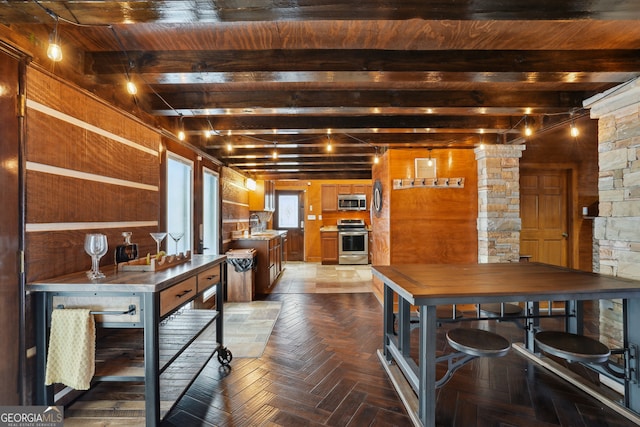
top-left (47, 17), bottom-right (62, 62)
top-left (226, 130), bottom-right (232, 151)
top-left (524, 116), bottom-right (533, 137)
top-left (326, 134), bottom-right (332, 152)
top-left (427, 148), bottom-right (433, 167)
top-left (126, 79), bottom-right (137, 95)
top-left (570, 121), bottom-right (579, 138)
top-left (177, 115), bottom-right (185, 141)
top-left (272, 141), bottom-right (278, 159)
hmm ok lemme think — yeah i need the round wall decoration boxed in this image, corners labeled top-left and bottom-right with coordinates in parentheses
top-left (373, 179), bottom-right (383, 216)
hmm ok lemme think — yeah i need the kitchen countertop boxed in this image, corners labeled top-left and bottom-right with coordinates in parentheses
top-left (232, 229), bottom-right (287, 241)
top-left (27, 254), bottom-right (226, 293)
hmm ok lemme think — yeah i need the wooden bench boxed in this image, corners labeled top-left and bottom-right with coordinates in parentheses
top-left (534, 331), bottom-right (611, 364)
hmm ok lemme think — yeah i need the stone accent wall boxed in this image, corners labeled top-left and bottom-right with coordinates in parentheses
top-left (585, 77), bottom-right (640, 354)
top-left (475, 145), bottom-right (526, 263)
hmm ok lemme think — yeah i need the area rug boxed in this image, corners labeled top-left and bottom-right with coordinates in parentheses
top-left (222, 300), bottom-right (282, 358)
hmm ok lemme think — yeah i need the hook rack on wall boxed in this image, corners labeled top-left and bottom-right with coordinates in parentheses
top-left (392, 178), bottom-right (465, 190)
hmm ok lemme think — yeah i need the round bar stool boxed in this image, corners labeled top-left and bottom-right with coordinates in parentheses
top-left (446, 328), bottom-right (511, 358)
top-left (534, 331), bottom-right (611, 363)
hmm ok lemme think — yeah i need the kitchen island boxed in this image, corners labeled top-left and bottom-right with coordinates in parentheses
top-left (28, 254), bottom-right (228, 427)
top-left (231, 230), bottom-right (287, 294)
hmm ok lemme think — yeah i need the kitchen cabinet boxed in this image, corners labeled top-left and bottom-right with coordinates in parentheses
top-left (338, 184), bottom-right (352, 194)
top-left (321, 231), bottom-right (339, 265)
top-left (28, 255), bottom-right (228, 426)
top-left (249, 179), bottom-right (275, 211)
top-left (232, 231), bottom-right (286, 293)
top-left (321, 184), bottom-right (338, 211)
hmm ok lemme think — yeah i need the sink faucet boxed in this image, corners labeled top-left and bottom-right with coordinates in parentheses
top-left (249, 213), bottom-right (261, 233)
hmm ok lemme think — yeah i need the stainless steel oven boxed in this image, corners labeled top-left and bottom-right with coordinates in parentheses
top-left (337, 219), bottom-right (369, 265)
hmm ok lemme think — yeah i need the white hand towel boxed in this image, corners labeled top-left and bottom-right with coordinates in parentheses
top-left (45, 308), bottom-right (95, 390)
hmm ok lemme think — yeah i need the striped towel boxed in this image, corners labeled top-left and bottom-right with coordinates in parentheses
top-left (45, 308), bottom-right (95, 390)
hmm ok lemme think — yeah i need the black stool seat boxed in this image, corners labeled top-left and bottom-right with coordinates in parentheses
top-left (446, 328), bottom-right (511, 358)
top-left (535, 331), bottom-right (611, 364)
top-left (479, 303), bottom-right (523, 317)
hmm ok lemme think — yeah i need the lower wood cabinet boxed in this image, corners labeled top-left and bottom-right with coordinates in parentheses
top-left (232, 233), bottom-right (286, 294)
top-left (321, 231), bottom-right (338, 265)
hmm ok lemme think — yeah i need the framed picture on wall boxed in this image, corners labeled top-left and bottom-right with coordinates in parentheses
top-left (415, 158), bottom-right (437, 179)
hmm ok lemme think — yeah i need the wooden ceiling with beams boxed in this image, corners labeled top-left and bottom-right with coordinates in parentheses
top-left (2, 1), bottom-right (640, 180)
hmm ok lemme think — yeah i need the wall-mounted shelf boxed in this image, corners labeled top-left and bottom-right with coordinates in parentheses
top-left (392, 178), bottom-right (465, 190)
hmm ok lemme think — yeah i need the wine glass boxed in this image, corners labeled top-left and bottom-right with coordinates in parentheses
top-left (150, 232), bottom-right (167, 254)
top-left (85, 233), bottom-right (108, 279)
top-left (169, 232), bottom-right (184, 255)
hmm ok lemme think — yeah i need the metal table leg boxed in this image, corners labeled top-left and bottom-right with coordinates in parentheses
top-left (418, 304), bottom-right (437, 427)
top-left (143, 292), bottom-right (160, 427)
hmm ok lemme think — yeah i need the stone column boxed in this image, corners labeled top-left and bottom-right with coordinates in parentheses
top-left (584, 77), bottom-right (640, 354)
top-left (475, 145), bottom-right (526, 263)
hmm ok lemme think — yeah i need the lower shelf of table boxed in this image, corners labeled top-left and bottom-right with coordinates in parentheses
top-left (94, 309), bottom-right (219, 379)
top-left (58, 309), bottom-right (221, 424)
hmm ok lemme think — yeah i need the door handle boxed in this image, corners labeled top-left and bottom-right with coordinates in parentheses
top-left (562, 232), bottom-right (569, 238)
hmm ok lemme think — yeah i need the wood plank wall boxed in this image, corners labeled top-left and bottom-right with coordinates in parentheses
top-left (388, 148), bottom-right (478, 265)
top-left (221, 167), bottom-right (250, 254)
top-left (25, 69), bottom-right (162, 282)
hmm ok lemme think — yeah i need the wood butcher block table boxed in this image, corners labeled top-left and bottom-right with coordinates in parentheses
top-left (372, 262), bottom-right (640, 427)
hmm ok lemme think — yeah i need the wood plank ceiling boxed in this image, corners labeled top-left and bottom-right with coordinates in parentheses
top-left (2, 1), bottom-right (640, 179)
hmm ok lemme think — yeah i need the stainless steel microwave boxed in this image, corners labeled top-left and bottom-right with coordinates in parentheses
top-left (338, 194), bottom-right (367, 211)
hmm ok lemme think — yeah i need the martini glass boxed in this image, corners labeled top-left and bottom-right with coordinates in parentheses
top-left (169, 232), bottom-right (184, 255)
top-left (150, 232), bottom-right (167, 254)
top-left (85, 233), bottom-right (108, 279)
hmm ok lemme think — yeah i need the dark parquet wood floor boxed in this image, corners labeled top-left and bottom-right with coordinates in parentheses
top-left (162, 269), bottom-right (638, 426)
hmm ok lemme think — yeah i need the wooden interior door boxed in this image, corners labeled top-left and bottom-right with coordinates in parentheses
top-left (275, 191), bottom-right (304, 261)
top-left (520, 169), bottom-right (570, 267)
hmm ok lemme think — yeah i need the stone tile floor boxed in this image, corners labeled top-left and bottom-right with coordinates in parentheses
top-left (270, 261), bottom-right (373, 294)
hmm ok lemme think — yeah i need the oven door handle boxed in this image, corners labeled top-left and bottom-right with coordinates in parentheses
top-left (339, 231), bottom-right (367, 236)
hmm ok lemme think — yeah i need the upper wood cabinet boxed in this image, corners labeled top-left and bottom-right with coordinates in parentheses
top-left (338, 184), bottom-right (352, 194)
top-left (321, 184), bottom-right (338, 212)
top-left (249, 180), bottom-right (275, 211)
top-left (322, 183), bottom-right (372, 212)
top-left (351, 184), bottom-right (366, 194)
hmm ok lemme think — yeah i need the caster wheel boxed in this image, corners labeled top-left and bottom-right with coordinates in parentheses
top-left (217, 347), bottom-right (233, 366)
